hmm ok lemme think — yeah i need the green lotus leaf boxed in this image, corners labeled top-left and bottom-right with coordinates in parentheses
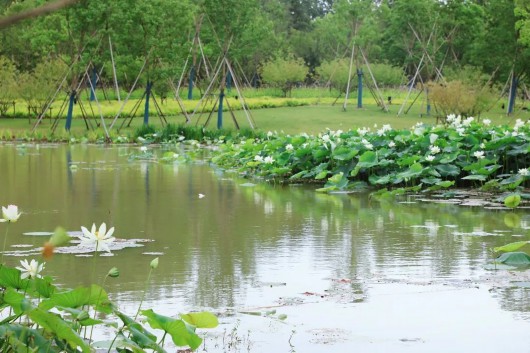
top-left (494, 241), bottom-right (529, 253)
top-left (369, 174), bottom-right (392, 185)
top-left (332, 146), bottom-right (359, 161)
top-left (315, 170), bottom-right (328, 179)
top-left (504, 193), bottom-right (521, 208)
top-left (462, 174), bottom-right (487, 181)
top-left (142, 309), bottom-right (203, 350)
top-left (357, 151), bottom-right (378, 168)
top-left (435, 164), bottom-right (460, 177)
top-left (495, 252), bottom-right (530, 266)
top-left (28, 308), bottom-right (91, 353)
top-left (180, 312), bottom-right (219, 328)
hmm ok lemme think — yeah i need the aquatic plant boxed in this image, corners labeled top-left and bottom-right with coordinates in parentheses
top-left (210, 116), bottom-right (530, 193)
top-left (0, 207), bottom-right (218, 352)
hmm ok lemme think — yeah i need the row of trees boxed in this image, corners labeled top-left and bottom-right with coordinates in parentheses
top-left (1, 0), bottom-right (530, 100)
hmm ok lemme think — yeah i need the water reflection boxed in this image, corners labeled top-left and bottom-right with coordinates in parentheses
top-left (0, 143), bottom-right (528, 318)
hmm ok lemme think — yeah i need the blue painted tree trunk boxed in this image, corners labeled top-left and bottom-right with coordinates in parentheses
top-left (217, 90), bottom-right (225, 129)
top-left (188, 66), bottom-right (195, 100)
top-left (508, 75), bottom-right (518, 114)
top-left (144, 81), bottom-right (152, 125)
top-left (65, 91), bottom-right (76, 131)
top-left (357, 69), bottom-right (363, 108)
top-left (89, 67), bottom-right (97, 101)
top-left (426, 87), bottom-right (431, 116)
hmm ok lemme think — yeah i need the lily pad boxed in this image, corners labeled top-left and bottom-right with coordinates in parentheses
top-left (23, 232), bottom-right (54, 236)
top-left (495, 252), bottom-right (530, 266)
top-left (510, 281), bottom-right (530, 288)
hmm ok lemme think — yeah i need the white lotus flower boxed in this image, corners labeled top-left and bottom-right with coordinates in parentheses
top-left (462, 117), bottom-right (474, 126)
top-left (519, 168), bottom-right (529, 176)
top-left (0, 205), bottom-right (21, 223)
top-left (140, 146), bottom-right (147, 152)
top-left (357, 127), bottom-right (369, 136)
top-left (254, 155), bottom-right (264, 162)
top-left (198, 193), bottom-right (205, 199)
top-left (286, 144), bottom-right (294, 151)
top-left (483, 119), bottom-right (491, 126)
top-left (17, 259), bottom-right (44, 279)
top-left (473, 151), bottom-right (485, 159)
top-left (426, 155), bottom-right (435, 162)
top-left (388, 141), bottom-right (396, 148)
top-left (79, 223), bottom-right (116, 253)
top-left (264, 156), bottom-right (275, 164)
top-left (362, 139), bottom-right (373, 150)
top-left (429, 145), bottom-right (441, 154)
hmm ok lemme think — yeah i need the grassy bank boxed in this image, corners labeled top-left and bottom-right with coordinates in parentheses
top-left (0, 87), bottom-right (527, 139)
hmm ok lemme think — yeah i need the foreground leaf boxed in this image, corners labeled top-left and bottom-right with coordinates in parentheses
top-left (28, 308), bottom-right (91, 353)
top-left (142, 309), bottom-right (203, 350)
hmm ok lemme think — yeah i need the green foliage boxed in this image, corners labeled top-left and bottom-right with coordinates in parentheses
top-left (504, 193), bottom-right (522, 208)
top-left (0, 256), bottom-right (218, 353)
top-left (494, 241), bottom-right (530, 254)
top-left (0, 56), bottom-right (17, 107)
top-left (428, 79), bottom-right (496, 118)
top-left (209, 118), bottom-right (530, 193)
top-left (495, 252), bottom-right (530, 266)
top-left (260, 56), bottom-right (308, 97)
top-left (134, 124), bottom-right (157, 140)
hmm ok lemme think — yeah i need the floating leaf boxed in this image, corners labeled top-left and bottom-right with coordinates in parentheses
top-left (495, 252), bottom-right (530, 266)
top-left (504, 194), bottom-right (521, 208)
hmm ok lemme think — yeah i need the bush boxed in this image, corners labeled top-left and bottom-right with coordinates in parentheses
top-left (260, 56), bottom-right (308, 97)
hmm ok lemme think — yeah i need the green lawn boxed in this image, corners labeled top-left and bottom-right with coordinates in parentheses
top-left (0, 87), bottom-right (528, 138)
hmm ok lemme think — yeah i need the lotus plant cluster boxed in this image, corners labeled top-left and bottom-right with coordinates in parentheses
top-left (211, 116), bottom-right (530, 193)
top-left (0, 204), bottom-right (218, 352)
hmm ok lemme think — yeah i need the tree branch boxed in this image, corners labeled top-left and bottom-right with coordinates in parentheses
top-left (0, 0), bottom-right (79, 29)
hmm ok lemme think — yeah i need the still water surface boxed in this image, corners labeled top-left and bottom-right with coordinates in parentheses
top-left (1, 143), bottom-right (530, 352)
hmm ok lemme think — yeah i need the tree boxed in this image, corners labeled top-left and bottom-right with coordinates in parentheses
top-left (260, 55), bottom-right (307, 96)
top-left (17, 59), bottom-right (68, 120)
top-left (0, 56), bottom-right (17, 116)
top-left (428, 66), bottom-right (496, 118)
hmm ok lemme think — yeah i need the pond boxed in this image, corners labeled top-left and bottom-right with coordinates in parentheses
top-left (1, 143), bottom-right (530, 352)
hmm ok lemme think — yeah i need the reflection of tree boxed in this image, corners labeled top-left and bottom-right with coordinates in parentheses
top-left (494, 287), bottom-right (530, 318)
